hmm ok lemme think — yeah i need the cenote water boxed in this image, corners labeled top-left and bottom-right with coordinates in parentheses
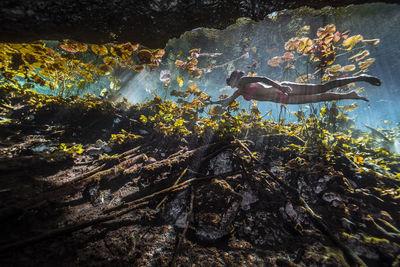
top-left (0, 2), bottom-right (399, 267)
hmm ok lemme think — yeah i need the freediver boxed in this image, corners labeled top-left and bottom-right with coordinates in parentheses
top-left (209, 70), bottom-right (381, 106)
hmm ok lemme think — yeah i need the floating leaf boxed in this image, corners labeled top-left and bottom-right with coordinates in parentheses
top-left (96, 64), bottom-right (113, 75)
top-left (362, 39), bottom-right (380, 46)
top-left (342, 35), bottom-right (363, 50)
top-left (22, 53), bottom-right (37, 65)
top-left (333, 31), bottom-right (341, 43)
top-left (359, 58), bottom-right (375, 70)
top-left (132, 64), bottom-right (145, 72)
top-left (175, 59), bottom-right (185, 68)
top-left (317, 24), bottom-right (336, 38)
top-left (177, 77), bottom-right (184, 87)
top-left (60, 42), bottom-right (79, 53)
top-left (297, 37), bottom-right (313, 54)
top-left (341, 64), bottom-right (356, 72)
top-left (296, 74), bottom-right (315, 83)
top-left (76, 42), bottom-right (88, 52)
top-left (340, 102), bottom-right (358, 112)
top-left (78, 70), bottom-right (94, 82)
top-left (111, 43), bottom-right (135, 62)
top-left (103, 56), bottom-right (117, 66)
top-left (189, 68), bottom-right (202, 79)
top-left (282, 52), bottom-right (294, 61)
top-left (189, 48), bottom-right (201, 58)
top-left (91, 44), bottom-right (108, 55)
top-left (268, 56), bottom-right (284, 67)
top-left (348, 50), bottom-right (370, 62)
top-left (326, 64), bottom-right (342, 74)
top-left (186, 83), bottom-right (201, 96)
top-left (117, 42), bottom-right (137, 54)
top-left (153, 49), bottom-right (165, 59)
top-left (136, 49), bottom-right (153, 64)
top-left (284, 37), bottom-right (300, 51)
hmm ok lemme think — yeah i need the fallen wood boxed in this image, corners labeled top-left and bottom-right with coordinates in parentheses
top-left (0, 201), bottom-right (149, 253)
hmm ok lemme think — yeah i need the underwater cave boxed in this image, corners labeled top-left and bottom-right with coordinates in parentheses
top-left (0, 1), bottom-right (399, 266)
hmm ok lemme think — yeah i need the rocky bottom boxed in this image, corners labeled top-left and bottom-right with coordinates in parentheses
top-left (0, 88), bottom-right (399, 266)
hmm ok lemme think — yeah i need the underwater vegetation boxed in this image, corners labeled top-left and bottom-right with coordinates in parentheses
top-left (0, 40), bottom-right (164, 98)
top-left (0, 15), bottom-right (399, 267)
top-left (0, 74), bottom-right (400, 266)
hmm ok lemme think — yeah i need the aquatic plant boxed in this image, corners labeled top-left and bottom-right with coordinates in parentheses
top-left (268, 24), bottom-right (379, 82)
top-left (0, 41), bottom-right (165, 97)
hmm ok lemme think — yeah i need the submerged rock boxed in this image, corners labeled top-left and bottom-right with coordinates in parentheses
top-left (193, 179), bottom-right (242, 242)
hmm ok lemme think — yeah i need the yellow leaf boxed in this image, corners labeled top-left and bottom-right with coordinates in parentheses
top-left (140, 115), bottom-right (148, 123)
top-left (186, 83), bottom-right (201, 95)
top-left (326, 64), bottom-right (342, 74)
top-left (342, 35), bottom-right (363, 50)
top-left (103, 56), bottom-right (117, 66)
top-left (340, 102), bottom-right (358, 112)
top-left (341, 64), bottom-right (356, 72)
top-left (297, 37), bottom-right (313, 54)
top-left (359, 58), bottom-right (375, 70)
top-left (175, 60), bottom-right (185, 68)
top-left (177, 77), bottom-right (184, 87)
top-left (96, 64), bottom-right (113, 75)
top-left (348, 50), bottom-right (370, 62)
top-left (354, 155), bottom-right (364, 165)
top-left (91, 44), bottom-right (108, 55)
top-left (296, 74), bottom-right (314, 83)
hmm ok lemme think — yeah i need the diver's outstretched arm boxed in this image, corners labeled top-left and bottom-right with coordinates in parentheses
top-left (238, 76), bottom-right (292, 94)
top-left (207, 90), bottom-right (241, 107)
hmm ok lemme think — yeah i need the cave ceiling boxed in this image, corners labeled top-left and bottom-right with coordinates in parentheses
top-left (0, 0), bottom-right (398, 48)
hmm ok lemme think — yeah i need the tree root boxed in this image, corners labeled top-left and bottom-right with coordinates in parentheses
top-left (0, 164), bottom-right (245, 253)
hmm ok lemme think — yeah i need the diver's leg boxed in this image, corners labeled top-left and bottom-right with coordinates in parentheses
top-left (282, 74), bottom-right (381, 95)
top-left (280, 91), bottom-right (368, 104)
